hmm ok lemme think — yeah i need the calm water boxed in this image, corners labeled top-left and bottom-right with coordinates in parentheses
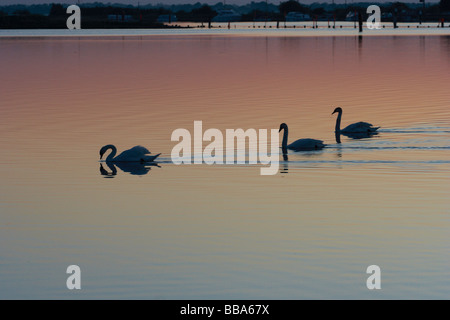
top-left (0, 31), bottom-right (449, 299)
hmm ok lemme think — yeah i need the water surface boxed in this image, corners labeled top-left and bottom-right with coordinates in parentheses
top-left (0, 32), bottom-right (449, 299)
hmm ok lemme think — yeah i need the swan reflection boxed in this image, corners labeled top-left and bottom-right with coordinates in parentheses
top-left (100, 161), bottom-right (160, 177)
top-left (100, 163), bottom-right (117, 177)
top-left (341, 131), bottom-right (379, 140)
top-left (280, 160), bottom-right (289, 174)
top-left (335, 131), bottom-right (341, 144)
top-left (335, 141), bottom-right (343, 158)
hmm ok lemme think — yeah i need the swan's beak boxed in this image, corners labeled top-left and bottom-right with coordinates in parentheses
top-left (332, 110), bottom-right (336, 115)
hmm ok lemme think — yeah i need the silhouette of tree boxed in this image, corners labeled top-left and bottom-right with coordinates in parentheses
top-left (279, 1), bottom-right (308, 15)
top-left (440, 0), bottom-right (450, 11)
top-left (13, 9), bottom-right (31, 15)
top-left (389, 2), bottom-right (409, 12)
top-left (49, 4), bottom-right (65, 16)
top-left (312, 8), bottom-right (325, 16)
top-left (191, 4), bottom-right (217, 22)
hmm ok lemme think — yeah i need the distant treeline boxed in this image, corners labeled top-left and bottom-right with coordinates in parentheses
top-left (1, 1), bottom-right (449, 29)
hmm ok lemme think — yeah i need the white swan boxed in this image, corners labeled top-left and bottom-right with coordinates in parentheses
top-left (279, 123), bottom-right (325, 153)
top-left (99, 145), bottom-right (160, 162)
top-left (332, 107), bottom-right (379, 133)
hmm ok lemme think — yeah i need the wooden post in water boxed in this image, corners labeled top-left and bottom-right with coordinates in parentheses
top-left (393, 8), bottom-right (398, 29)
top-left (358, 11), bottom-right (363, 33)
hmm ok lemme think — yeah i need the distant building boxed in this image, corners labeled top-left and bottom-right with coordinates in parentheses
top-left (212, 9), bottom-right (241, 22)
top-left (285, 12), bottom-right (311, 21)
top-left (157, 14), bottom-right (177, 23)
top-left (108, 14), bottom-right (133, 22)
top-left (345, 11), bottom-right (358, 21)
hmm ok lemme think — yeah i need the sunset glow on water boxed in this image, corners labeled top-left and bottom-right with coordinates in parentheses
top-left (0, 31), bottom-right (449, 299)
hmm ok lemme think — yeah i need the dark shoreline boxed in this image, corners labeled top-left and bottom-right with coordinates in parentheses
top-left (1, 1), bottom-right (450, 30)
top-left (0, 15), bottom-right (179, 29)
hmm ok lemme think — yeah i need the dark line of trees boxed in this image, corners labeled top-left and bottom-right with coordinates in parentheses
top-left (441, 0), bottom-right (450, 11)
top-left (1, 1), bottom-right (449, 29)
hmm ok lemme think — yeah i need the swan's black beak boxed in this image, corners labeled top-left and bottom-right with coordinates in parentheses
top-left (278, 127), bottom-right (282, 132)
top-left (332, 107), bottom-right (341, 115)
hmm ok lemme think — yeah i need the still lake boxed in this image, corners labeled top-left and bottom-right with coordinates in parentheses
top-left (0, 31), bottom-right (449, 299)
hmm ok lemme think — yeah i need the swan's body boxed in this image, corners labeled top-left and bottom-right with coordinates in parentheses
top-left (341, 121), bottom-right (377, 133)
top-left (287, 138), bottom-right (326, 150)
top-left (279, 123), bottom-right (325, 153)
top-left (332, 107), bottom-right (379, 134)
top-left (99, 145), bottom-right (160, 162)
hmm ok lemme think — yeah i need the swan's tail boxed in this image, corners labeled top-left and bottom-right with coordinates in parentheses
top-left (142, 153), bottom-right (161, 162)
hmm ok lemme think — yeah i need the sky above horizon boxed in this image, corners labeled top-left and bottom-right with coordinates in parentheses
top-left (0, 0), bottom-right (425, 6)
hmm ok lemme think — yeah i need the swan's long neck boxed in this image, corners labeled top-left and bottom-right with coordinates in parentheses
top-left (282, 127), bottom-right (288, 154)
top-left (105, 145), bottom-right (117, 161)
top-left (335, 110), bottom-right (342, 133)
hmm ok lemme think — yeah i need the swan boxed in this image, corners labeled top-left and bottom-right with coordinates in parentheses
top-left (99, 145), bottom-right (160, 162)
top-left (332, 107), bottom-right (379, 134)
top-left (279, 123), bottom-right (325, 153)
